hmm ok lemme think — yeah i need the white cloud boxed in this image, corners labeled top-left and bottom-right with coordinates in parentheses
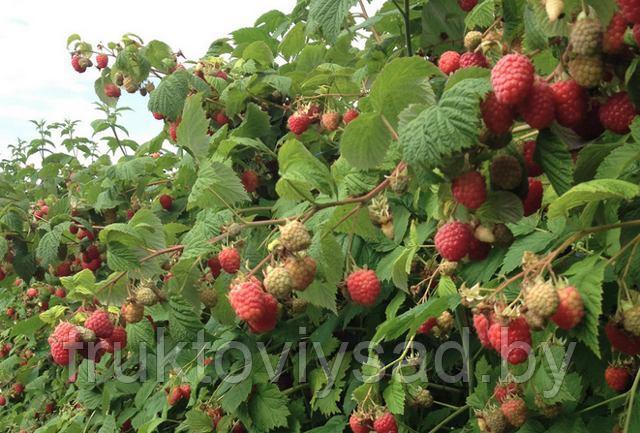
top-left (0, 0), bottom-right (385, 159)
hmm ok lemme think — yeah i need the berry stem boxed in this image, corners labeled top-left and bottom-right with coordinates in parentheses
top-left (624, 368), bottom-right (640, 432)
top-left (576, 392), bottom-right (627, 414)
top-left (426, 404), bottom-right (470, 433)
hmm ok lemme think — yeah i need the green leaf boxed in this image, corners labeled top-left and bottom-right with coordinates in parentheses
top-left (98, 415), bottom-right (117, 433)
top-left (369, 57), bottom-right (437, 128)
top-left (276, 139), bottom-right (335, 201)
top-left (476, 191), bottom-right (524, 224)
top-left (444, 67), bottom-right (490, 91)
top-left (400, 78), bottom-right (491, 169)
top-left (383, 372), bottom-right (405, 414)
top-left (220, 377), bottom-right (253, 413)
top-left (535, 129), bottom-right (574, 195)
top-left (340, 113), bottom-right (392, 170)
top-left (279, 22), bottom-right (306, 59)
top-left (141, 40), bottom-right (174, 71)
top-left (178, 410), bottom-right (213, 433)
top-left (302, 416), bottom-right (346, 433)
top-left (148, 70), bottom-right (191, 120)
top-left (465, 0), bottom-right (496, 29)
top-left (373, 296), bottom-right (451, 344)
top-left (188, 162), bottom-right (249, 210)
top-left (523, 4), bottom-right (548, 51)
top-left (243, 41), bottom-right (274, 66)
top-left (574, 141), bottom-right (622, 182)
top-left (298, 281), bottom-right (338, 314)
top-left (308, 0), bottom-right (357, 43)
top-left (596, 142), bottom-right (640, 180)
top-left (177, 93), bottom-right (210, 161)
top-left (501, 231), bottom-right (556, 273)
top-left (565, 255), bottom-right (605, 357)
top-left (420, 0), bottom-right (465, 55)
top-left (248, 383), bottom-right (290, 432)
top-left (36, 222), bottom-right (71, 267)
top-left (548, 179), bottom-right (640, 217)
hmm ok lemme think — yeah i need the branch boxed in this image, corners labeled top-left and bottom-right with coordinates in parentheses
top-left (359, 0), bottom-right (382, 44)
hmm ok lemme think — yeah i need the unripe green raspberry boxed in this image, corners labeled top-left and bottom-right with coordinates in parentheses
top-left (264, 266), bottom-right (294, 299)
top-left (135, 284), bottom-right (158, 306)
top-left (570, 17), bottom-right (602, 55)
top-left (199, 288), bottom-right (218, 308)
top-left (279, 221), bottom-right (311, 252)
top-left (568, 56), bottom-right (603, 88)
top-left (491, 155), bottom-right (523, 190)
top-left (623, 305), bottom-right (640, 336)
top-left (464, 31), bottom-right (483, 51)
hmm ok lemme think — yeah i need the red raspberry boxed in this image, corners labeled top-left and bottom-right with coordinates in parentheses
top-left (96, 54), bottom-right (109, 69)
top-left (287, 112), bottom-right (311, 135)
top-left (48, 322), bottom-right (82, 365)
top-left (452, 171), bottom-right (487, 210)
top-left (218, 247), bottom-right (241, 274)
top-left (169, 120), bottom-right (180, 142)
top-left (604, 13), bottom-right (628, 53)
top-left (606, 320), bottom-right (640, 356)
top-left (159, 194), bottom-right (172, 210)
top-left (634, 24), bottom-right (640, 46)
top-left (11, 383), bottom-right (24, 395)
top-left (458, 0), bottom-right (478, 12)
top-left (153, 112), bottom-right (164, 120)
top-left (306, 104), bottom-right (322, 122)
top-left (599, 92), bottom-right (637, 134)
top-left (26, 287), bottom-right (38, 298)
top-left (83, 258), bottom-right (102, 272)
top-left (522, 178), bottom-right (543, 217)
top-left (229, 281), bottom-right (266, 321)
top-left (488, 316), bottom-right (532, 364)
top-left (522, 141), bottom-right (543, 177)
top-left (550, 80), bottom-right (587, 128)
top-left (105, 326), bottom-right (127, 353)
top-left (71, 55), bottom-right (86, 73)
top-left (373, 412), bottom-right (397, 433)
top-left (215, 111), bottom-right (230, 126)
top-left (517, 79), bottom-right (555, 130)
top-left (494, 381), bottom-right (522, 404)
top-left (349, 414), bottom-right (372, 433)
top-left (435, 221), bottom-right (472, 261)
top-left (69, 224), bottom-right (79, 234)
top-left (55, 262), bottom-right (73, 277)
top-left (550, 286), bottom-right (584, 330)
top-left (459, 51), bottom-right (489, 68)
top-left (241, 170), bottom-right (260, 193)
top-left (207, 257), bottom-right (222, 278)
top-left (85, 244), bottom-right (100, 261)
top-left (179, 384), bottom-right (191, 400)
top-left (85, 310), bottom-right (114, 338)
top-left (491, 54), bottom-right (535, 105)
top-left (167, 387), bottom-right (183, 406)
top-left (573, 99), bottom-right (605, 140)
top-left (438, 51), bottom-right (460, 74)
top-left (617, 0), bottom-right (640, 24)
top-left (343, 109), bottom-right (359, 124)
top-left (346, 269), bottom-right (381, 306)
top-left (605, 365), bottom-right (632, 392)
top-left (418, 317), bottom-right (438, 335)
top-left (55, 287), bottom-right (66, 298)
top-left (500, 396), bottom-right (527, 428)
top-left (481, 92), bottom-right (514, 134)
top-left (247, 293), bottom-right (278, 333)
top-left (0, 395), bottom-right (5, 406)
top-left (468, 237), bottom-right (491, 261)
top-left (473, 312), bottom-right (493, 348)
top-left (321, 112), bottom-right (342, 131)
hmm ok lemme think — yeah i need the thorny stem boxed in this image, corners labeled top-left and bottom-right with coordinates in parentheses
top-left (359, 0), bottom-right (382, 44)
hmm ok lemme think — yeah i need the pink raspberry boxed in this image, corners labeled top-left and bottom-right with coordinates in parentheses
top-left (452, 171), bottom-right (486, 210)
top-left (481, 92), bottom-right (514, 134)
top-left (229, 281), bottom-right (268, 321)
top-left (599, 92), bottom-right (638, 134)
top-left (488, 316), bottom-right (532, 364)
top-left (550, 80), bottom-right (587, 128)
top-left (438, 51), bottom-right (461, 75)
top-left (435, 221), bottom-right (473, 261)
top-left (491, 54), bottom-right (535, 105)
top-left (522, 178), bottom-right (543, 217)
top-left (48, 322), bottom-right (82, 365)
top-left (616, 0), bottom-right (640, 24)
top-left (459, 51), bottom-right (489, 68)
top-left (84, 310), bottom-right (114, 339)
top-left (458, 0), bottom-right (478, 12)
top-left (346, 269), bottom-right (381, 307)
top-left (517, 79), bottom-right (556, 129)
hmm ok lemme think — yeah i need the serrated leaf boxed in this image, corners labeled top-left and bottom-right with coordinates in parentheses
top-left (248, 383), bottom-right (290, 432)
top-left (147, 70), bottom-right (191, 120)
top-left (444, 67), bottom-right (490, 91)
top-left (400, 78), bottom-right (491, 169)
top-left (276, 139), bottom-right (335, 201)
top-left (178, 410), bottom-right (213, 433)
top-left (308, 0), bottom-right (357, 43)
top-left (280, 22), bottom-right (306, 59)
top-left (340, 113), bottom-right (392, 170)
top-left (501, 231), bottom-right (556, 273)
top-left (536, 129), bottom-right (573, 195)
top-left (596, 142), bottom-right (640, 180)
top-left (383, 372), bottom-right (405, 414)
top-left (298, 281), bottom-right (338, 314)
top-left (220, 377), bottom-right (253, 413)
top-left (548, 179), bottom-right (640, 217)
top-left (243, 40), bottom-right (274, 66)
top-left (188, 162), bottom-right (249, 210)
top-left (177, 93), bottom-right (210, 161)
top-left (465, 0), bottom-right (495, 29)
top-left (36, 222), bottom-right (71, 267)
top-left (574, 141), bottom-right (623, 182)
top-left (476, 191), bottom-right (524, 224)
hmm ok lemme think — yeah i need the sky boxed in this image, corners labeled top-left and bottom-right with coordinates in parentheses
top-left (0, 1), bottom-right (385, 162)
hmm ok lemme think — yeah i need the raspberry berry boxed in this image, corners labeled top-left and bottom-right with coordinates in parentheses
top-left (464, 31), bottom-right (483, 51)
top-left (71, 55), bottom-right (89, 73)
top-left (599, 92), bottom-right (637, 134)
top-left (218, 247), bottom-right (241, 274)
top-left (481, 92), bottom-right (514, 134)
top-left (468, 237), bottom-right (491, 261)
top-left (623, 305), bottom-right (640, 336)
top-left (524, 279), bottom-right (559, 319)
top-left (488, 316), bottom-right (532, 364)
top-left (48, 322), bottom-right (82, 365)
top-left (105, 326), bottom-right (127, 353)
top-left (473, 312), bottom-right (494, 348)
top-left (229, 280), bottom-right (268, 321)
top-left (104, 84), bottom-right (121, 98)
top-left (279, 221), bottom-right (311, 252)
top-left (247, 292), bottom-right (279, 334)
top-left (95, 53), bottom-right (109, 69)
top-left (0, 395), bottom-right (5, 406)
top-left (491, 54), bottom-right (535, 105)
top-left (438, 51), bottom-right (460, 75)
top-left (241, 170), bottom-right (260, 193)
top-left (477, 407), bottom-right (507, 433)
top-left (634, 24), bottom-right (640, 46)
top-left (522, 141), bottom-right (543, 177)
top-left (572, 99), bottom-right (605, 140)
top-left (568, 56), bottom-right (603, 88)
top-left (346, 269), bottom-right (381, 306)
top-left (435, 221), bottom-right (473, 261)
top-left (604, 13), bottom-right (628, 53)
top-left (287, 112), bottom-right (311, 135)
top-left (169, 120), bottom-right (180, 142)
top-left (321, 112), bottom-right (341, 131)
top-left (459, 51), bottom-right (489, 68)
top-left (199, 288), bottom-right (218, 308)
top-left (122, 302), bottom-right (144, 324)
top-left (84, 310), bottom-right (114, 339)
top-left (494, 381), bottom-right (522, 404)
top-left (605, 365), bottom-right (632, 392)
top-left (264, 266), bottom-right (294, 299)
top-left (617, 0), bottom-right (640, 24)
top-left (349, 413), bottom-right (372, 433)
top-left (215, 111), bottom-right (231, 126)
top-left (159, 194), bottom-right (173, 210)
top-left (135, 285), bottom-right (158, 306)
top-left (208, 257), bottom-right (222, 278)
top-left (153, 112), bottom-right (164, 120)
top-left (458, 0), bottom-right (478, 12)
top-left (501, 396), bottom-right (528, 428)
top-left (517, 79), bottom-right (556, 130)
top-left (606, 320), bottom-right (640, 356)
top-left (491, 155), bottom-right (522, 190)
top-left (522, 178), bottom-right (543, 216)
top-left (26, 287), bottom-right (38, 298)
top-left (452, 171), bottom-right (487, 210)
top-left (418, 317), bottom-right (438, 335)
top-left (550, 80), bottom-right (587, 128)
top-left (550, 286), bottom-right (584, 330)
top-left (284, 256), bottom-right (317, 291)
top-left (343, 108), bottom-right (359, 124)
top-left (570, 16), bottom-right (602, 55)
top-left (373, 412), bottom-right (397, 433)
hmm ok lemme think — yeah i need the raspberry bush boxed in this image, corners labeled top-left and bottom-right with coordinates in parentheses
top-left (2, 1), bottom-right (640, 433)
